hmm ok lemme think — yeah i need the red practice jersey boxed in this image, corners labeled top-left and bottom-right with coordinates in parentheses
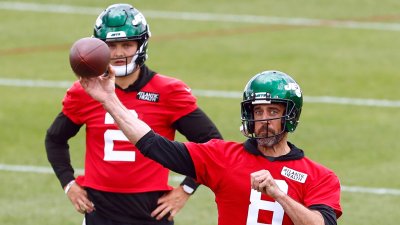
top-left (62, 74), bottom-right (197, 193)
top-left (185, 139), bottom-right (342, 225)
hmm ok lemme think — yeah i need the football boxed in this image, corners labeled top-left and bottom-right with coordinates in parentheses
top-left (69, 37), bottom-right (110, 78)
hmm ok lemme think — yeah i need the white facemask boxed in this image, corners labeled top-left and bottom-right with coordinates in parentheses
top-left (111, 54), bottom-right (138, 77)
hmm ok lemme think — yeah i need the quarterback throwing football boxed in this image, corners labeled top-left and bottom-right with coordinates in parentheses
top-left (80, 68), bottom-right (342, 225)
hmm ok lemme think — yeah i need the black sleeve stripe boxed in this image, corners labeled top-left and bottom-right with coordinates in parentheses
top-left (136, 131), bottom-right (197, 179)
top-left (309, 204), bottom-right (337, 225)
top-left (173, 107), bottom-right (223, 143)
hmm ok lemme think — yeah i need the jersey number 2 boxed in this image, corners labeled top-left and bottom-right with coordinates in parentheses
top-left (103, 111), bottom-right (137, 162)
top-left (246, 180), bottom-right (288, 225)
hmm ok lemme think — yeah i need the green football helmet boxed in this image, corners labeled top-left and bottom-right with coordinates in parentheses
top-left (93, 4), bottom-right (151, 76)
top-left (240, 70), bottom-right (303, 138)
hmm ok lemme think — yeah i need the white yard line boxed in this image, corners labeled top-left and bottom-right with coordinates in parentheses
top-left (1, 163), bottom-right (399, 196)
top-left (1, 78), bottom-right (400, 108)
top-left (1, 2), bottom-right (400, 31)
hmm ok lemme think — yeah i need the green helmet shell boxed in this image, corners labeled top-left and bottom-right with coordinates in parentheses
top-left (93, 4), bottom-right (150, 67)
top-left (241, 70), bottom-right (303, 137)
top-left (94, 4), bottom-right (150, 41)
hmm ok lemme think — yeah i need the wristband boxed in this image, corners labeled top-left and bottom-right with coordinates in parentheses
top-left (180, 176), bottom-right (199, 195)
top-left (64, 180), bottom-right (76, 194)
top-left (181, 184), bottom-right (195, 195)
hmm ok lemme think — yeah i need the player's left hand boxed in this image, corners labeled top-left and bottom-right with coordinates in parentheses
top-left (151, 185), bottom-right (191, 221)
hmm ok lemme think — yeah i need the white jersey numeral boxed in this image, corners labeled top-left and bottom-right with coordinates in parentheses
top-left (103, 111), bottom-right (137, 162)
top-left (246, 180), bottom-right (288, 225)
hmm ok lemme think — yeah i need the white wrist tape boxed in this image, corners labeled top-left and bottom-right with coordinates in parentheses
top-left (64, 180), bottom-right (76, 194)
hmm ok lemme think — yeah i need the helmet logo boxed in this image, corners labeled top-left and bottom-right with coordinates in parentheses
top-left (106, 31), bottom-right (127, 39)
top-left (254, 92), bottom-right (268, 99)
top-left (284, 83), bottom-right (302, 97)
top-left (252, 92), bottom-right (271, 105)
top-left (132, 13), bottom-right (147, 26)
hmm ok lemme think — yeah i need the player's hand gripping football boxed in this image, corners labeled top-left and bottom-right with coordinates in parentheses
top-left (79, 65), bottom-right (116, 104)
top-left (65, 182), bottom-right (95, 214)
top-left (151, 185), bottom-right (191, 221)
top-left (250, 169), bottom-right (284, 199)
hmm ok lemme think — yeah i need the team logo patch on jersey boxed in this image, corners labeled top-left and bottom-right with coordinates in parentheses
top-left (281, 166), bottom-right (307, 183)
top-left (137, 91), bottom-right (160, 102)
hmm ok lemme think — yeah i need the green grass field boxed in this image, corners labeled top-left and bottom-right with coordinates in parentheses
top-left (1, 0), bottom-right (400, 224)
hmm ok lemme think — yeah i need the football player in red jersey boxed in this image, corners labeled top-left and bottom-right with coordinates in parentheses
top-left (79, 69), bottom-right (342, 225)
top-left (45, 4), bottom-right (222, 225)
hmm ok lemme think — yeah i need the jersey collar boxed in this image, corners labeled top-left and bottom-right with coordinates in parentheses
top-left (243, 139), bottom-right (304, 161)
top-left (116, 64), bottom-right (156, 92)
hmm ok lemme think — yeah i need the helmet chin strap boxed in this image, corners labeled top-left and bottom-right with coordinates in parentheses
top-left (112, 54), bottom-right (138, 77)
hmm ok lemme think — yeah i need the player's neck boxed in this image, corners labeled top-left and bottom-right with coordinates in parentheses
top-left (115, 68), bottom-right (141, 89)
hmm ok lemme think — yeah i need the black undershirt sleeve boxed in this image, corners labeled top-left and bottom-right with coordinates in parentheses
top-left (45, 112), bottom-right (82, 188)
top-left (173, 107), bottom-right (223, 143)
top-left (173, 107), bottom-right (223, 192)
top-left (309, 204), bottom-right (337, 225)
top-left (136, 131), bottom-right (196, 179)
